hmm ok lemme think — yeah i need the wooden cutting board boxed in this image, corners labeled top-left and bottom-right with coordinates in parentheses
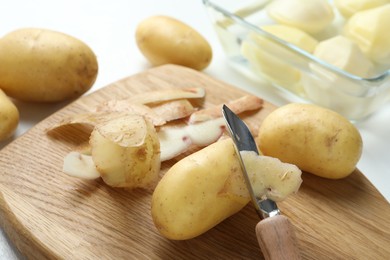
top-left (0, 65), bottom-right (389, 259)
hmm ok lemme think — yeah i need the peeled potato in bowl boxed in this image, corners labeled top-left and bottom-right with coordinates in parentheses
top-left (0, 28), bottom-right (98, 102)
top-left (266, 0), bottom-right (334, 34)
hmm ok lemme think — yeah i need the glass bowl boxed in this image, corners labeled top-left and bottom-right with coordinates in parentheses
top-left (203, 0), bottom-right (390, 120)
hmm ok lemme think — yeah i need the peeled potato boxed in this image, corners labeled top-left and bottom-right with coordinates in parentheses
top-left (266, 0), bottom-right (334, 34)
top-left (241, 25), bottom-right (317, 89)
top-left (303, 37), bottom-right (375, 113)
top-left (242, 24), bottom-right (318, 82)
top-left (90, 114), bottom-right (160, 189)
top-left (258, 103), bottom-right (363, 179)
top-left (0, 28), bottom-right (98, 102)
top-left (344, 4), bottom-right (390, 64)
top-left (334, 0), bottom-right (389, 18)
top-left (135, 15), bottom-right (212, 70)
top-left (241, 40), bottom-right (301, 86)
top-left (261, 24), bottom-right (318, 54)
top-left (313, 35), bottom-right (373, 77)
top-left (0, 89), bottom-right (19, 141)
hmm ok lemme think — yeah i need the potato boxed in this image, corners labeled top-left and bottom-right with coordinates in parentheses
top-left (151, 138), bottom-right (302, 240)
top-left (257, 103), bottom-right (363, 179)
top-left (334, 0), bottom-right (389, 18)
top-left (241, 40), bottom-right (301, 87)
top-left (0, 28), bottom-right (98, 102)
top-left (313, 35), bottom-right (373, 78)
top-left (344, 4), bottom-right (390, 64)
top-left (261, 24), bottom-right (318, 54)
top-left (90, 114), bottom-right (160, 188)
top-left (266, 0), bottom-right (334, 34)
top-left (241, 24), bottom-right (318, 88)
top-left (135, 15), bottom-right (212, 70)
top-left (0, 89), bottom-right (19, 141)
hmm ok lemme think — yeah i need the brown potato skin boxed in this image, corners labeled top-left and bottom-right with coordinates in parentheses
top-left (257, 103), bottom-right (363, 179)
top-left (0, 28), bottom-right (98, 102)
top-left (135, 16), bottom-right (212, 70)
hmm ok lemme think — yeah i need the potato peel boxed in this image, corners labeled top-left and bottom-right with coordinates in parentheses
top-left (98, 87), bottom-right (205, 109)
top-left (128, 87), bottom-right (205, 105)
top-left (188, 95), bottom-right (263, 123)
top-left (49, 88), bottom-right (268, 192)
top-left (97, 99), bottom-right (196, 126)
top-left (219, 148), bottom-right (302, 203)
top-left (150, 99), bottom-right (195, 122)
top-left (158, 117), bottom-right (226, 161)
top-left (240, 151), bottom-right (302, 202)
top-left (63, 151), bottom-right (100, 180)
top-left (96, 102), bottom-right (166, 126)
top-left (47, 111), bottom-right (128, 134)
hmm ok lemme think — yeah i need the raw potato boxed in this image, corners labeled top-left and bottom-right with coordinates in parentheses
top-left (344, 4), bottom-right (390, 64)
top-left (266, 0), bottom-right (334, 34)
top-left (0, 28), bottom-right (98, 102)
top-left (0, 89), bottom-right (19, 141)
top-left (241, 24), bottom-right (318, 87)
top-left (313, 35), bottom-right (373, 78)
top-left (152, 138), bottom-right (302, 240)
top-left (334, 0), bottom-right (389, 18)
top-left (261, 24), bottom-right (318, 54)
top-left (135, 15), bottom-right (212, 70)
top-left (303, 36), bottom-right (373, 104)
top-left (241, 40), bottom-right (301, 86)
top-left (257, 103), bottom-right (363, 179)
top-left (90, 114), bottom-right (160, 188)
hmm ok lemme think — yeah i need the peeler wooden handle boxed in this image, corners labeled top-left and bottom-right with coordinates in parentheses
top-left (256, 215), bottom-right (301, 260)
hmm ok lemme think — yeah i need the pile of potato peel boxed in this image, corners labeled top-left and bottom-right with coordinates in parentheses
top-left (47, 87), bottom-right (265, 187)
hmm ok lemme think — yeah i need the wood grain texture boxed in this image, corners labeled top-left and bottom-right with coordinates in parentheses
top-left (0, 65), bottom-right (389, 259)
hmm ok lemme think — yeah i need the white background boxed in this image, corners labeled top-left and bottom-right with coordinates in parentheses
top-left (1, 1), bottom-right (389, 258)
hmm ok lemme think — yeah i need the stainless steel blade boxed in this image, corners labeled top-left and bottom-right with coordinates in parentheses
top-left (222, 105), bottom-right (280, 219)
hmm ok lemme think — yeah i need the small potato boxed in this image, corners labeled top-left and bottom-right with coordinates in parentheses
top-left (257, 103), bottom-right (363, 179)
top-left (0, 89), bottom-right (19, 141)
top-left (135, 15), bottom-right (212, 70)
top-left (151, 138), bottom-right (302, 240)
top-left (0, 28), bottom-right (98, 102)
top-left (334, 0), bottom-right (389, 18)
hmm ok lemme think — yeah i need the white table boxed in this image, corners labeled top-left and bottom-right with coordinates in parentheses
top-left (1, 1), bottom-right (389, 258)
